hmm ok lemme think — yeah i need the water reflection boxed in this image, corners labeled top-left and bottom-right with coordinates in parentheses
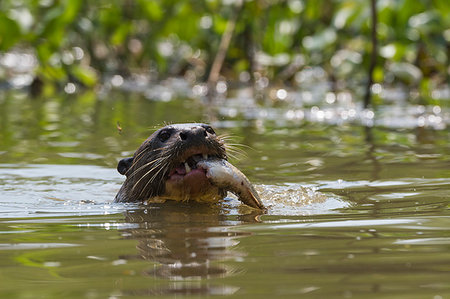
top-left (364, 126), bottom-right (382, 181)
top-left (119, 202), bottom-right (261, 295)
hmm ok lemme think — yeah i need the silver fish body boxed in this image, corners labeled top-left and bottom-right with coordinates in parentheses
top-left (198, 158), bottom-right (266, 210)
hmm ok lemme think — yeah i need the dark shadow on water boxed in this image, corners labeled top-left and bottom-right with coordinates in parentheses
top-left (364, 125), bottom-right (381, 182)
top-left (118, 201), bottom-right (263, 296)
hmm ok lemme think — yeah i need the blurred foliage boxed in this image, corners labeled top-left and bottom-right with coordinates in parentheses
top-left (0, 0), bottom-right (449, 90)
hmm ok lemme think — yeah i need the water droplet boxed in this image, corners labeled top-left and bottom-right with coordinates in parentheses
top-left (73, 47), bottom-right (84, 60)
top-left (216, 81), bottom-right (228, 94)
top-left (432, 106), bottom-right (441, 114)
top-left (64, 83), bottom-right (76, 94)
top-left (371, 83), bottom-right (382, 94)
top-left (111, 75), bottom-right (124, 87)
top-left (325, 92), bottom-right (336, 104)
top-left (200, 15), bottom-right (213, 29)
top-left (276, 89), bottom-right (288, 100)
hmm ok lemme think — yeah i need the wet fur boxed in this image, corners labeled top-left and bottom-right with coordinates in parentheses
top-left (115, 123), bottom-right (227, 203)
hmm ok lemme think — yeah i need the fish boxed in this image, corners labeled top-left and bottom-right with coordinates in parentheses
top-left (198, 158), bottom-right (266, 210)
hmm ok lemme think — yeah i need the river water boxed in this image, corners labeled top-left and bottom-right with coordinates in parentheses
top-left (0, 85), bottom-right (449, 298)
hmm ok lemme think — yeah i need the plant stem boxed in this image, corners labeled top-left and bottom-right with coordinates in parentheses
top-left (207, 2), bottom-right (243, 99)
top-left (364, 0), bottom-right (378, 109)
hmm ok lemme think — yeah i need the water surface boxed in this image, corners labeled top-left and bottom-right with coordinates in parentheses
top-left (0, 89), bottom-right (449, 298)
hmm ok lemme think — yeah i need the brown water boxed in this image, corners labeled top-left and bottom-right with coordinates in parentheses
top-left (0, 87), bottom-right (449, 298)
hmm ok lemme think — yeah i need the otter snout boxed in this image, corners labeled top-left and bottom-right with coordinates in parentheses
top-left (179, 126), bottom-right (208, 141)
top-left (177, 126), bottom-right (216, 148)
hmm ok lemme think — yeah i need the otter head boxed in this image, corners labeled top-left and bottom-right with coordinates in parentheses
top-left (115, 123), bottom-right (227, 203)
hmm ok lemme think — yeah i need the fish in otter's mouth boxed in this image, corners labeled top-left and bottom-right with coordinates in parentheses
top-left (114, 123), bottom-right (265, 210)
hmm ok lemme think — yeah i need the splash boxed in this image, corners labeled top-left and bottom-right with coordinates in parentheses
top-left (251, 184), bottom-right (347, 215)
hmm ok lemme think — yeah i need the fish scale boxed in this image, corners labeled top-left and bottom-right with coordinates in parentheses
top-left (198, 158), bottom-right (266, 210)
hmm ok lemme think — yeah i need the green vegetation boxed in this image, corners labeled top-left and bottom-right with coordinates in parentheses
top-left (0, 0), bottom-right (449, 96)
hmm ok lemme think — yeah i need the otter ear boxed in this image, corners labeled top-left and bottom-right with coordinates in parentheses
top-left (117, 157), bottom-right (133, 175)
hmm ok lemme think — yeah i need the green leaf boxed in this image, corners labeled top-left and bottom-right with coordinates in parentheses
top-left (0, 12), bottom-right (22, 50)
top-left (110, 23), bottom-right (132, 45)
top-left (71, 64), bottom-right (98, 87)
top-left (137, 0), bottom-right (163, 21)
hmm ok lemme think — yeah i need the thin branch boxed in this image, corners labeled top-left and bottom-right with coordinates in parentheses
top-left (364, 0), bottom-right (378, 109)
top-left (207, 2), bottom-right (243, 99)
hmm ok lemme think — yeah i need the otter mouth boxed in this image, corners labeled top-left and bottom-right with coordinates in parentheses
top-left (164, 151), bottom-right (223, 199)
top-left (161, 142), bottom-right (226, 200)
top-left (168, 153), bottom-right (217, 180)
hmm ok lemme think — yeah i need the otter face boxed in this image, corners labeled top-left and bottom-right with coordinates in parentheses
top-left (115, 123), bottom-right (227, 203)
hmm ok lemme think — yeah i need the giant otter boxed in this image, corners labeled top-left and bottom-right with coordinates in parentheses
top-left (115, 123), bottom-right (265, 209)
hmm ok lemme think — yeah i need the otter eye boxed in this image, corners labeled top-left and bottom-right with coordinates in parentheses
top-left (205, 126), bottom-right (215, 135)
top-left (158, 131), bottom-right (171, 142)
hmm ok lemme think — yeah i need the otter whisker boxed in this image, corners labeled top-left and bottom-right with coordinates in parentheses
top-left (130, 147), bottom-right (167, 168)
top-left (225, 151), bottom-right (239, 161)
top-left (128, 161), bottom-right (160, 181)
top-left (126, 156), bottom-right (166, 178)
top-left (129, 160), bottom-right (163, 187)
top-left (137, 165), bottom-right (168, 198)
top-left (125, 145), bottom-right (170, 177)
top-left (130, 157), bottom-right (168, 194)
top-left (225, 144), bottom-right (248, 160)
top-left (128, 145), bottom-right (151, 162)
top-left (217, 133), bottom-right (232, 139)
top-left (131, 151), bottom-right (171, 183)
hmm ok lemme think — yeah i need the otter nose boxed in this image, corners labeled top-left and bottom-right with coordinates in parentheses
top-left (179, 127), bottom-right (207, 141)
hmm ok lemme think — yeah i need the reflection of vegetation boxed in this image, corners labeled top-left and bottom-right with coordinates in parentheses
top-left (0, 90), bottom-right (207, 165)
top-left (0, 0), bottom-right (449, 93)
